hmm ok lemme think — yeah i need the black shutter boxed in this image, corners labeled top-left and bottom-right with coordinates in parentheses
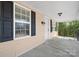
top-left (0, 1), bottom-right (13, 42)
top-left (31, 11), bottom-right (36, 36)
top-left (50, 20), bottom-right (52, 32)
top-left (0, 2), bottom-right (2, 42)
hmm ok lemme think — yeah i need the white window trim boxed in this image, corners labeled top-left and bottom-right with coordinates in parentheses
top-left (13, 2), bottom-right (31, 40)
top-left (15, 20), bottom-right (30, 24)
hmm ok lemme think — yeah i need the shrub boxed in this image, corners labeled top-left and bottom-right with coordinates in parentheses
top-left (58, 20), bottom-right (79, 37)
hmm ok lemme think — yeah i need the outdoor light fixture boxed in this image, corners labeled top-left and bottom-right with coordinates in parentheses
top-left (58, 12), bottom-right (62, 16)
top-left (41, 21), bottom-right (45, 24)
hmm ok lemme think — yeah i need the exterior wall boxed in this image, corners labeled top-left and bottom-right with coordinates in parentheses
top-left (49, 19), bottom-right (58, 39)
top-left (0, 2), bottom-right (45, 57)
top-left (49, 31), bottom-right (58, 39)
top-left (0, 1), bottom-right (58, 57)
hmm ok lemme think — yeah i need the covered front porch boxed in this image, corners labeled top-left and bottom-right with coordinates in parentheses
top-left (20, 37), bottom-right (79, 57)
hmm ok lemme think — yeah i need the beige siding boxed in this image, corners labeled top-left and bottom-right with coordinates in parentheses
top-left (49, 31), bottom-right (58, 39)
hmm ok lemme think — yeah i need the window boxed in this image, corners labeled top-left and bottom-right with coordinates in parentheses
top-left (15, 4), bottom-right (31, 38)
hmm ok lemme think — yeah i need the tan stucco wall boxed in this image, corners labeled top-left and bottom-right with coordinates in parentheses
top-left (0, 1), bottom-right (58, 57)
top-left (0, 2), bottom-right (45, 57)
top-left (49, 31), bottom-right (58, 39)
top-left (49, 20), bottom-right (58, 39)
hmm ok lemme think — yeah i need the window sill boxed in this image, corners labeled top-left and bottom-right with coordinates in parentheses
top-left (14, 35), bottom-right (31, 40)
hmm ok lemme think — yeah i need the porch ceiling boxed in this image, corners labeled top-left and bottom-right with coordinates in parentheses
top-left (24, 1), bottom-right (79, 22)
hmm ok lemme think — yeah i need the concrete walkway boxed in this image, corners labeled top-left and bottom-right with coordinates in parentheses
top-left (20, 38), bottom-right (79, 57)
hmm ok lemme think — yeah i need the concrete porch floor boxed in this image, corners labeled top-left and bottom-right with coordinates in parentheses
top-left (20, 38), bottom-right (79, 57)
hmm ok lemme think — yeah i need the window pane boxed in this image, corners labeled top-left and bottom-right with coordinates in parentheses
top-left (15, 30), bottom-right (20, 37)
top-left (22, 9), bottom-right (25, 15)
top-left (26, 24), bottom-right (29, 29)
top-left (15, 23), bottom-right (30, 30)
top-left (22, 15), bottom-right (25, 20)
top-left (20, 23), bottom-right (26, 29)
top-left (26, 10), bottom-right (30, 16)
top-left (15, 22), bottom-right (21, 29)
top-left (26, 30), bottom-right (29, 35)
top-left (20, 30), bottom-right (26, 36)
top-left (25, 16), bottom-right (29, 22)
top-left (15, 13), bottom-right (20, 19)
top-left (26, 24), bottom-right (29, 35)
top-left (15, 5), bottom-right (20, 13)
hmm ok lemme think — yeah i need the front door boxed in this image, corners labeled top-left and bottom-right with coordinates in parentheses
top-left (44, 16), bottom-right (50, 40)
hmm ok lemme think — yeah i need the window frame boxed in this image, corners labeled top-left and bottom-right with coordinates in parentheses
top-left (13, 2), bottom-right (31, 40)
